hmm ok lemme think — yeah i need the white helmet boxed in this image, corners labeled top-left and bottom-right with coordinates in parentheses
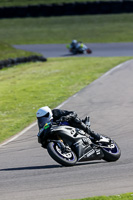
top-left (36, 106), bottom-right (53, 129)
top-left (72, 39), bottom-right (77, 44)
top-left (36, 106), bottom-right (52, 118)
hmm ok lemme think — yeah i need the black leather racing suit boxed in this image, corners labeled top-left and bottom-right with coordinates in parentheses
top-left (52, 109), bottom-right (100, 140)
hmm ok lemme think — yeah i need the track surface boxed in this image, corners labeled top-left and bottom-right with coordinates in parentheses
top-left (0, 45), bottom-right (133, 200)
top-left (14, 42), bottom-right (133, 57)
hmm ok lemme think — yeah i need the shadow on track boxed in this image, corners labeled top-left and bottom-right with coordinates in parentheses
top-left (61, 53), bottom-right (74, 57)
top-left (76, 160), bottom-right (105, 166)
top-left (0, 161), bottom-right (104, 171)
top-left (61, 53), bottom-right (89, 57)
top-left (0, 164), bottom-right (61, 171)
top-left (61, 53), bottom-right (92, 57)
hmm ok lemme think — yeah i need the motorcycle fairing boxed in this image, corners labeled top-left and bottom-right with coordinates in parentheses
top-left (78, 147), bottom-right (104, 162)
top-left (51, 125), bottom-right (104, 161)
top-left (51, 125), bottom-right (86, 144)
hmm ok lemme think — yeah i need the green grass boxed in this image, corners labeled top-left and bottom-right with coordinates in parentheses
top-left (68, 192), bottom-right (133, 200)
top-left (0, 0), bottom-right (126, 7)
top-left (0, 13), bottom-right (133, 142)
top-left (0, 42), bottom-right (40, 60)
top-left (0, 14), bottom-right (133, 45)
top-left (0, 56), bottom-right (133, 143)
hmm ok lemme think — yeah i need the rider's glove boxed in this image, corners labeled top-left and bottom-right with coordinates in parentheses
top-left (60, 116), bottom-right (70, 121)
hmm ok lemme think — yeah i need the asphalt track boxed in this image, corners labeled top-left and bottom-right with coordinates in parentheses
top-left (14, 42), bottom-right (133, 57)
top-left (0, 44), bottom-right (133, 200)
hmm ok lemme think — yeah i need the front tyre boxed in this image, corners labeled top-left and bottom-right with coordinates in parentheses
top-left (47, 142), bottom-right (77, 166)
top-left (101, 140), bottom-right (121, 162)
top-left (86, 48), bottom-right (92, 54)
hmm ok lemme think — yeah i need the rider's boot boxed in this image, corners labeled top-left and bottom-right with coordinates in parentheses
top-left (82, 116), bottom-right (90, 127)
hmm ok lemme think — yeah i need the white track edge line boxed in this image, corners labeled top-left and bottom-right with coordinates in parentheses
top-left (0, 122), bottom-right (37, 147)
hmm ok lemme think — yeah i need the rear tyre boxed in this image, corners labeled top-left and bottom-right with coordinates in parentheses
top-left (47, 142), bottom-right (77, 166)
top-left (101, 140), bottom-right (121, 162)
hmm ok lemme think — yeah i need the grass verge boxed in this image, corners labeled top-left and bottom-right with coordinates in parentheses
top-left (67, 192), bottom-right (133, 200)
top-left (0, 41), bottom-right (40, 60)
top-left (0, 56), bottom-right (133, 143)
top-left (0, 14), bottom-right (133, 44)
top-left (0, 0), bottom-right (123, 7)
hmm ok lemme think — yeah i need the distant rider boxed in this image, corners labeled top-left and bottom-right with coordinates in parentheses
top-left (68, 40), bottom-right (88, 53)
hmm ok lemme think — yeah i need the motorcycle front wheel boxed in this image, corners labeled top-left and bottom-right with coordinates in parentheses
top-left (47, 142), bottom-right (77, 166)
top-left (86, 48), bottom-right (92, 54)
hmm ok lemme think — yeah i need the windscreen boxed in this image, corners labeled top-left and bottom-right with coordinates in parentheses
top-left (37, 116), bottom-right (50, 129)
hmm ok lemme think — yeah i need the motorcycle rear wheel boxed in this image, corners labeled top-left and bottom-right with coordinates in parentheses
top-left (101, 140), bottom-right (121, 162)
top-left (47, 142), bottom-right (77, 166)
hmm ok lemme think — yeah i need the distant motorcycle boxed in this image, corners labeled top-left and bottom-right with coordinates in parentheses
top-left (37, 116), bottom-right (121, 167)
top-left (67, 42), bottom-right (92, 55)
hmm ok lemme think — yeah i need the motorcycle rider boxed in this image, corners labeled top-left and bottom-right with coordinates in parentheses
top-left (68, 40), bottom-right (88, 54)
top-left (70, 39), bottom-right (78, 51)
top-left (36, 106), bottom-right (101, 141)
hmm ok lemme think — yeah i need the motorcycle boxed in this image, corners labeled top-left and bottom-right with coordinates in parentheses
top-left (37, 117), bottom-right (121, 166)
top-left (67, 42), bottom-right (92, 55)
